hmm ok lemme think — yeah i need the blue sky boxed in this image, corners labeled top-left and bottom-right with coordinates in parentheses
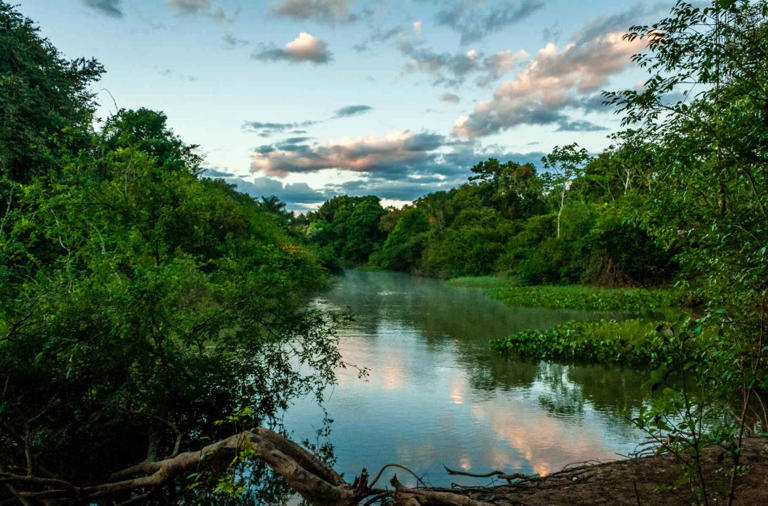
top-left (18, 0), bottom-right (672, 209)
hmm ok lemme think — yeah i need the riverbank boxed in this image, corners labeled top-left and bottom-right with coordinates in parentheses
top-left (416, 437), bottom-right (768, 505)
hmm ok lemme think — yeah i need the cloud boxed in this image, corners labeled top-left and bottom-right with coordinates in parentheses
top-left (245, 133), bottom-right (547, 205)
top-left (252, 32), bottom-right (332, 64)
top-left (440, 92), bottom-right (461, 103)
top-left (571, 3), bottom-right (669, 45)
top-left (156, 67), bottom-right (198, 82)
top-left (399, 39), bottom-right (528, 87)
top-left (269, 0), bottom-right (357, 24)
top-left (167, 0), bottom-right (231, 21)
top-left (201, 169), bottom-right (332, 209)
top-left (430, 0), bottom-right (545, 45)
top-left (201, 168), bottom-right (235, 178)
top-left (322, 144), bottom-right (547, 202)
top-left (333, 105), bottom-right (373, 118)
top-left (83, 0), bottom-right (122, 17)
top-left (555, 119), bottom-right (608, 132)
top-left (453, 31), bottom-right (646, 137)
top-left (223, 34), bottom-right (249, 48)
top-left (244, 120), bottom-right (321, 137)
top-left (244, 105), bottom-right (372, 137)
top-left (249, 131), bottom-right (544, 185)
top-left (251, 131), bottom-right (445, 178)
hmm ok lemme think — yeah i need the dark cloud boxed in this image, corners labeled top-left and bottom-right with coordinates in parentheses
top-left (352, 25), bottom-right (409, 54)
top-left (243, 120), bottom-right (321, 137)
top-left (333, 105), bottom-right (373, 118)
top-left (542, 22), bottom-right (563, 42)
top-left (578, 94), bottom-right (613, 113)
top-left (83, 0), bottom-right (122, 18)
top-left (201, 168), bottom-right (235, 178)
top-left (167, 0), bottom-right (232, 21)
top-left (440, 92), bottom-right (461, 103)
top-left (251, 131), bottom-right (447, 178)
top-left (252, 32), bottom-right (332, 64)
top-left (556, 119), bottom-right (609, 132)
top-left (268, 0), bottom-right (358, 24)
top-left (201, 169), bottom-right (333, 210)
top-left (571, 2), bottom-right (670, 44)
top-left (244, 105), bottom-right (373, 137)
top-left (429, 0), bottom-right (544, 45)
top-left (223, 34), bottom-right (249, 48)
top-left (156, 67), bottom-right (198, 82)
top-left (250, 131), bottom-right (544, 188)
top-left (320, 145), bottom-right (547, 202)
top-left (398, 40), bottom-right (527, 88)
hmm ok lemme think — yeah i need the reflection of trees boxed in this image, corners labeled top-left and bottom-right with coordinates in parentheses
top-left (321, 270), bottom-right (653, 421)
top-left (565, 364), bottom-right (651, 417)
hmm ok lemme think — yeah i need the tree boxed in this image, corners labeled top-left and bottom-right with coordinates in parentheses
top-left (1, 107), bottom-right (342, 504)
top-left (541, 144), bottom-right (591, 239)
top-left (469, 158), bottom-right (545, 219)
top-left (374, 207), bottom-right (429, 271)
top-left (307, 195), bottom-right (386, 266)
top-left (0, 2), bottom-right (103, 183)
top-left (605, 1), bottom-right (768, 500)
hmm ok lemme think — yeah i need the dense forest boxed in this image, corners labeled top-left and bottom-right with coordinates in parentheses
top-left (301, 145), bottom-right (677, 286)
top-left (2, 0), bottom-right (768, 504)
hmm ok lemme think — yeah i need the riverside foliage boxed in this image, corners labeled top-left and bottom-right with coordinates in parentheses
top-left (0, 3), bottom-right (342, 503)
top-left (2, 0), bottom-right (768, 504)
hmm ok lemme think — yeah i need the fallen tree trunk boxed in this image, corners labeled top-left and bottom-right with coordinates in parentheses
top-left (0, 427), bottom-right (483, 505)
top-left (4, 430), bottom-right (767, 505)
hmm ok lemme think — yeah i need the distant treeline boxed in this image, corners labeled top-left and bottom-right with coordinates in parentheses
top-left (295, 139), bottom-right (676, 287)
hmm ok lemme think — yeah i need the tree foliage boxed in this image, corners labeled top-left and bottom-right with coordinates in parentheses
top-left (0, 4), bottom-right (342, 502)
top-left (0, 2), bottom-right (103, 183)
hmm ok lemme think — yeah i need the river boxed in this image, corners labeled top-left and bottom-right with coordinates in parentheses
top-left (282, 270), bottom-right (649, 489)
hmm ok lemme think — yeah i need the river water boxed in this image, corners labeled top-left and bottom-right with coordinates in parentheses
top-left (282, 270), bottom-right (649, 488)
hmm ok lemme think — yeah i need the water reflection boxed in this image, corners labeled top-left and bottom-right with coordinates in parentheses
top-left (283, 271), bottom-right (650, 488)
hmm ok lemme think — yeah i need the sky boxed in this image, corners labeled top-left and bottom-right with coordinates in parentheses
top-left (17, 0), bottom-right (673, 210)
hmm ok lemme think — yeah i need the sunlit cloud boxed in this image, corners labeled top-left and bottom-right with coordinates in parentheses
top-left (453, 31), bottom-right (645, 137)
top-left (252, 32), bottom-right (333, 64)
top-left (250, 131), bottom-right (444, 177)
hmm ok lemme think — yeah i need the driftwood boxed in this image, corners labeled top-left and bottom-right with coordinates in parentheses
top-left (0, 427), bottom-right (518, 505)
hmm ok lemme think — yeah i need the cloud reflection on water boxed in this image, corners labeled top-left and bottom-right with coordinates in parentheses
top-left (284, 271), bottom-right (649, 487)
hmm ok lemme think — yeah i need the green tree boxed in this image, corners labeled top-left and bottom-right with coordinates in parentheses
top-left (469, 158), bottom-right (545, 219)
top-left (374, 207), bottom-right (429, 271)
top-left (606, 1), bottom-right (768, 500)
top-left (0, 2), bottom-right (103, 183)
top-left (542, 144), bottom-right (591, 240)
top-left (307, 195), bottom-right (386, 266)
